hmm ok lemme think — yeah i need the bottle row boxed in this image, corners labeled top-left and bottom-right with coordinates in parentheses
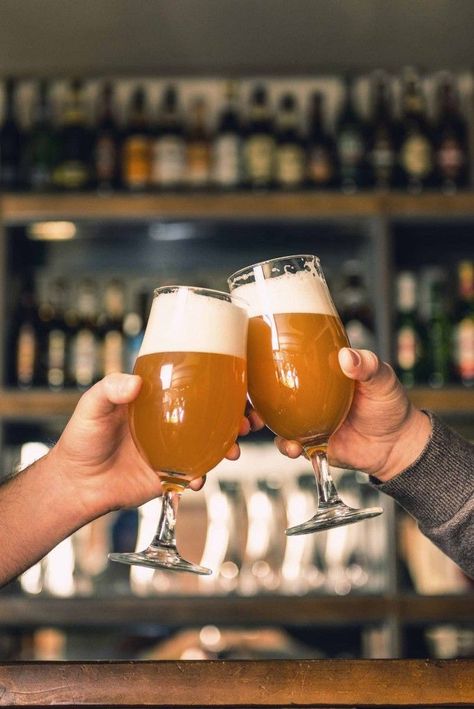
top-left (8, 258), bottom-right (472, 392)
top-left (394, 261), bottom-right (474, 389)
top-left (0, 68), bottom-right (471, 194)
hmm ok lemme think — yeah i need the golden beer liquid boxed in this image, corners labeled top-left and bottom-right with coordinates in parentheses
top-left (248, 312), bottom-right (354, 451)
top-left (129, 351), bottom-right (247, 490)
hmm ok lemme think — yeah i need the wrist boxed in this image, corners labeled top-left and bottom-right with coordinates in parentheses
top-left (374, 408), bottom-right (433, 483)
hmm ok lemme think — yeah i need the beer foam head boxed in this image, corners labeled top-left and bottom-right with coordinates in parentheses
top-left (139, 288), bottom-right (248, 358)
top-left (231, 268), bottom-right (336, 318)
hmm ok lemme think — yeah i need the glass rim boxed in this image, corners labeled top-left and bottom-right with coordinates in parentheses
top-left (227, 253), bottom-right (321, 284)
top-left (153, 284), bottom-right (248, 307)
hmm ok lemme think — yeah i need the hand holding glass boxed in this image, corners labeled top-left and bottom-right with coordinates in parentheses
top-left (109, 286), bottom-right (248, 574)
top-left (228, 254), bottom-right (382, 534)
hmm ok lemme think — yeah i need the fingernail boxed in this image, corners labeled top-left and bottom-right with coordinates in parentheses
top-left (345, 348), bottom-right (361, 367)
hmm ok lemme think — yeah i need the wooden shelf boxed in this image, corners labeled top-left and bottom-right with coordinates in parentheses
top-left (0, 593), bottom-right (472, 629)
top-left (0, 387), bottom-right (471, 419)
top-left (2, 191), bottom-right (474, 223)
top-left (0, 659), bottom-right (472, 707)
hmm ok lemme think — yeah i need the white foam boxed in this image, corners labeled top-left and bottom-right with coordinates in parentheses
top-left (231, 268), bottom-right (336, 318)
top-left (139, 289), bottom-right (248, 358)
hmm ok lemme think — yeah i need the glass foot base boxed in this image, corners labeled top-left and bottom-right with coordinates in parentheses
top-left (108, 547), bottom-right (212, 575)
top-left (285, 503), bottom-right (383, 535)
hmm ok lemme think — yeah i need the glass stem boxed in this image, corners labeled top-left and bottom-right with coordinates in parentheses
top-left (309, 450), bottom-right (342, 508)
top-left (150, 489), bottom-right (181, 550)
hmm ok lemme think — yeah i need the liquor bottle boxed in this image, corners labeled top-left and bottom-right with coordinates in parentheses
top-left (335, 76), bottom-right (367, 193)
top-left (424, 270), bottom-right (452, 388)
top-left (38, 278), bottom-right (70, 390)
top-left (53, 79), bottom-right (91, 191)
top-left (26, 81), bottom-right (58, 191)
top-left (212, 81), bottom-right (242, 190)
top-left (306, 91), bottom-right (337, 190)
top-left (394, 271), bottom-right (424, 388)
top-left (452, 260), bottom-right (473, 387)
top-left (338, 260), bottom-right (376, 351)
top-left (69, 279), bottom-right (100, 389)
top-left (151, 84), bottom-right (186, 190)
top-left (243, 84), bottom-right (275, 190)
top-left (367, 71), bottom-right (398, 190)
top-left (121, 86), bottom-right (151, 192)
top-left (99, 278), bottom-right (126, 377)
top-left (185, 96), bottom-right (212, 189)
top-left (434, 74), bottom-right (468, 193)
top-left (93, 82), bottom-right (119, 193)
top-left (14, 288), bottom-right (40, 389)
top-left (398, 69), bottom-right (434, 193)
top-left (0, 77), bottom-right (22, 190)
top-left (275, 93), bottom-right (305, 190)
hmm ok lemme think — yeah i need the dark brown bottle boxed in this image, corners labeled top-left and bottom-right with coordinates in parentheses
top-left (121, 86), bottom-right (151, 192)
top-left (93, 82), bottom-right (119, 193)
top-left (0, 78), bottom-right (23, 190)
top-left (14, 289), bottom-right (41, 389)
top-left (306, 91), bottom-right (337, 189)
top-left (367, 72), bottom-right (398, 190)
top-left (151, 84), bottom-right (186, 190)
top-left (243, 85), bottom-right (275, 190)
top-left (398, 69), bottom-right (434, 193)
top-left (26, 81), bottom-right (58, 192)
top-left (434, 74), bottom-right (468, 193)
top-left (185, 96), bottom-right (212, 189)
top-left (275, 93), bottom-right (305, 190)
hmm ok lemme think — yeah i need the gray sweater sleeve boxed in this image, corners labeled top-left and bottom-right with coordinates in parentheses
top-left (371, 412), bottom-right (474, 579)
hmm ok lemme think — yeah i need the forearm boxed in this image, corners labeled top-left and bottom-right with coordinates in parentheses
top-left (0, 451), bottom-right (90, 587)
top-left (372, 413), bottom-right (474, 578)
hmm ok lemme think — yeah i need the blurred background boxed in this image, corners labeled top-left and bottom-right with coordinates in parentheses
top-left (0, 0), bottom-right (472, 662)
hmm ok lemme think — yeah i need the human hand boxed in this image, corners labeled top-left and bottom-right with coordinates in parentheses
top-left (49, 373), bottom-right (258, 522)
top-left (274, 348), bottom-right (432, 482)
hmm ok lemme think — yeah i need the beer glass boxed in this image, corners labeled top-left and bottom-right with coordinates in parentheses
top-left (109, 286), bottom-right (248, 574)
top-left (228, 254), bottom-right (382, 534)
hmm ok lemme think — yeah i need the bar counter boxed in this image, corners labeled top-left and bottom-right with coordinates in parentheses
top-left (0, 659), bottom-right (473, 707)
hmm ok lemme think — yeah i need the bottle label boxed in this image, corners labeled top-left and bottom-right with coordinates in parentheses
top-left (103, 331), bottom-right (124, 375)
top-left (186, 142), bottom-right (211, 187)
top-left (151, 136), bottom-right (185, 187)
top-left (95, 135), bottom-right (117, 183)
top-left (453, 317), bottom-right (474, 383)
top-left (54, 161), bottom-right (89, 189)
top-left (371, 137), bottom-right (395, 183)
top-left (276, 144), bottom-right (305, 187)
top-left (17, 324), bottom-right (36, 387)
top-left (72, 330), bottom-right (97, 387)
top-left (123, 136), bottom-right (150, 188)
top-left (437, 138), bottom-right (464, 180)
top-left (397, 326), bottom-right (418, 371)
top-left (213, 135), bottom-right (241, 187)
top-left (48, 329), bottom-right (66, 388)
top-left (245, 135), bottom-right (274, 183)
top-left (401, 134), bottom-right (433, 178)
top-left (337, 130), bottom-right (364, 167)
top-left (307, 146), bottom-right (334, 185)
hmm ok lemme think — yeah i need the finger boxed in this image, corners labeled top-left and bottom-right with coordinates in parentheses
top-left (275, 436), bottom-right (303, 458)
top-left (238, 417), bottom-right (251, 436)
top-left (75, 373), bottom-right (142, 421)
top-left (190, 475), bottom-right (206, 491)
top-left (225, 442), bottom-right (241, 461)
top-left (338, 348), bottom-right (397, 390)
top-left (248, 410), bottom-right (265, 431)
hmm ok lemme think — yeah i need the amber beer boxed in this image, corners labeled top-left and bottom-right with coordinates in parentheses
top-left (128, 288), bottom-right (247, 491)
top-left (230, 261), bottom-right (354, 451)
top-left (248, 312), bottom-right (352, 448)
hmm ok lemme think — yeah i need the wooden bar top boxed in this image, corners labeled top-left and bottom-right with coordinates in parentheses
top-left (0, 659), bottom-right (472, 707)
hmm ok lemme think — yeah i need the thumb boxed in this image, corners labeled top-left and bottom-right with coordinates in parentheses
top-left (338, 348), bottom-right (399, 395)
top-left (75, 373), bottom-right (142, 421)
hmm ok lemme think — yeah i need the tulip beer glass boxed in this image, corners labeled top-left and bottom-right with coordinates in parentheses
top-left (228, 254), bottom-right (382, 534)
top-left (109, 286), bottom-right (248, 573)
